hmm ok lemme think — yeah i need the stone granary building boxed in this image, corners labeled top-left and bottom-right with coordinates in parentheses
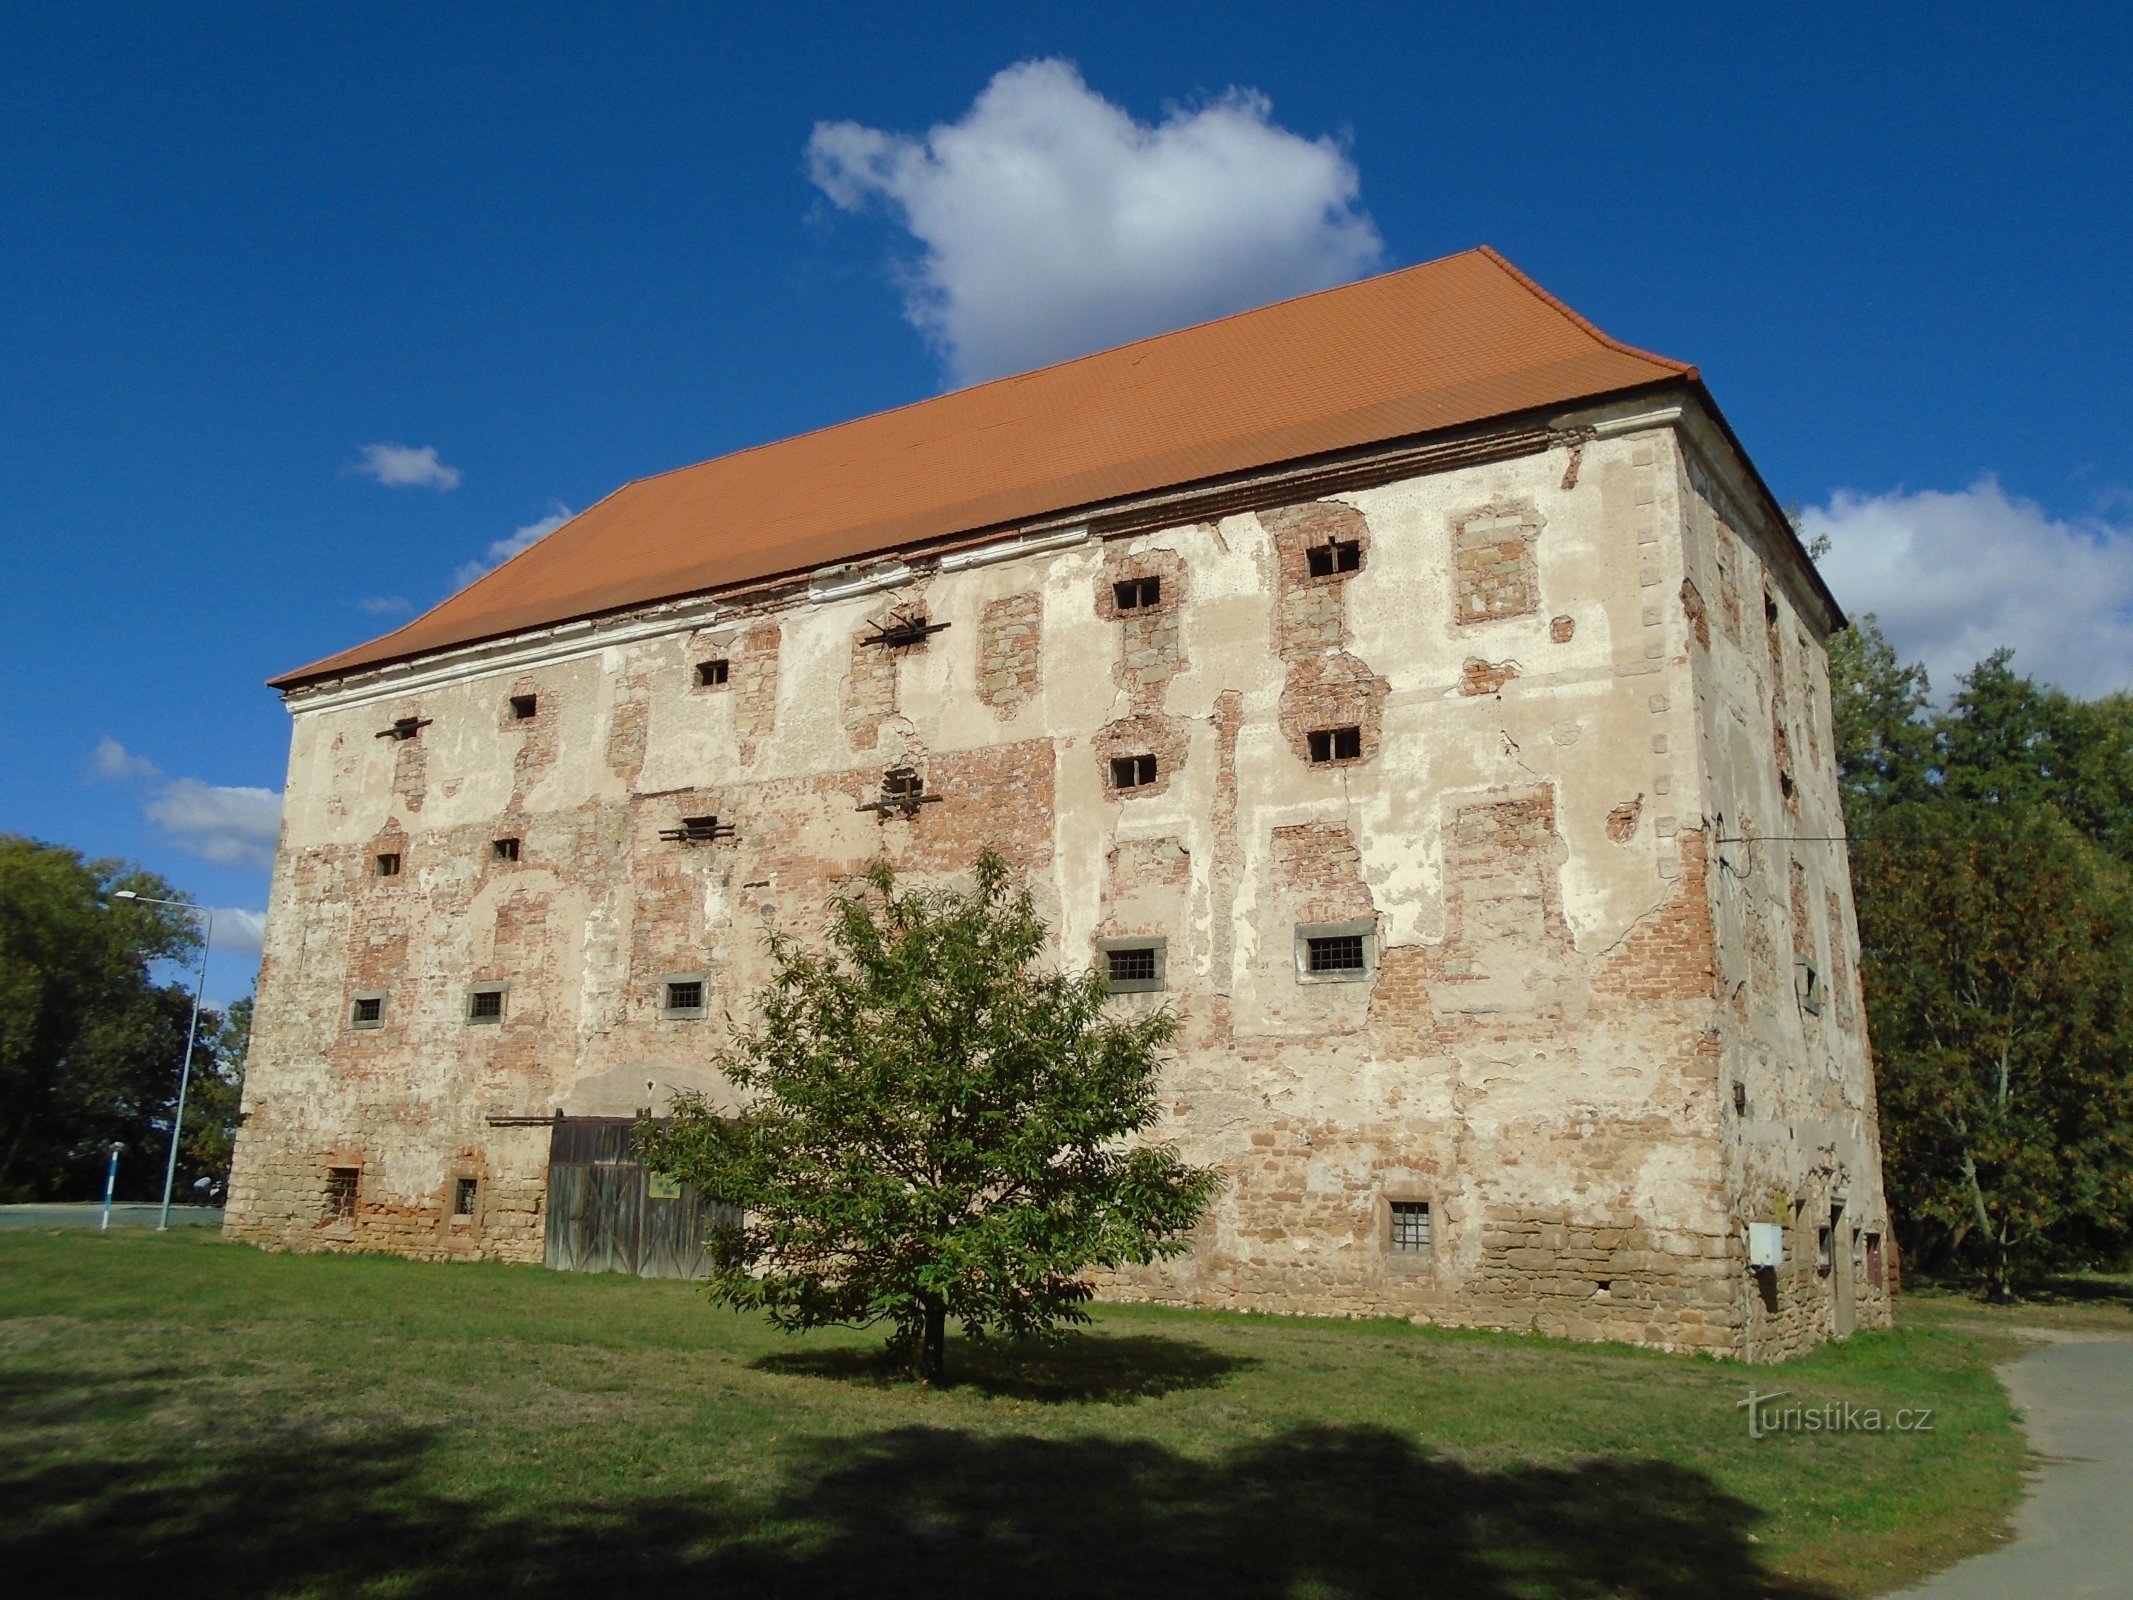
top-left (228, 247), bottom-right (1889, 1359)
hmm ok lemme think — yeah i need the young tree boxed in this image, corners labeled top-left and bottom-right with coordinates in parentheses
top-left (639, 851), bottom-right (1222, 1383)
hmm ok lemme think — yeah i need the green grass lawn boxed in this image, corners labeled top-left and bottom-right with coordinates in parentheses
top-left (0, 1232), bottom-right (2025, 1599)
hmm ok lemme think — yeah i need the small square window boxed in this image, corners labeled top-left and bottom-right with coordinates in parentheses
top-left (1110, 754), bottom-right (1157, 790)
top-left (1113, 575), bottom-right (1162, 611)
top-left (350, 994), bottom-right (385, 1030)
top-left (1390, 1200), bottom-right (1432, 1254)
top-left (1099, 938), bottom-right (1166, 993)
top-left (1308, 935), bottom-right (1366, 973)
top-left (509, 694), bottom-right (538, 720)
top-left (492, 837), bottom-right (521, 863)
top-left (324, 1166), bottom-right (359, 1222)
top-left (697, 659), bottom-right (730, 687)
top-left (1307, 540), bottom-right (1362, 578)
top-left (1817, 1224), bottom-right (1834, 1275)
top-left (1308, 727), bottom-right (1363, 764)
top-left (453, 1177), bottom-right (478, 1217)
top-left (662, 978), bottom-right (706, 1018)
top-left (467, 986), bottom-right (507, 1024)
top-left (375, 852), bottom-right (402, 878)
top-left (1297, 920), bottom-right (1375, 982)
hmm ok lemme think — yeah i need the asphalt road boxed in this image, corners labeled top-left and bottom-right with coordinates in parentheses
top-left (1897, 1329), bottom-right (2133, 1598)
top-left (0, 1202), bottom-right (224, 1230)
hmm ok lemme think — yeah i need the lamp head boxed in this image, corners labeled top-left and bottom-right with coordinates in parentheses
top-left (113, 890), bottom-right (138, 900)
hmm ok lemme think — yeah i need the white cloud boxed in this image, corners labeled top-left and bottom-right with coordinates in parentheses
top-left (91, 735), bottom-right (159, 782)
top-left (454, 502), bottom-right (573, 588)
top-left (1804, 477), bottom-right (2133, 699)
top-left (351, 442), bottom-right (461, 491)
top-left (206, 907), bottom-right (268, 958)
top-left (92, 739), bottom-right (284, 871)
top-left (358, 595), bottom-right (413, 616)
top-left (808, 58), bottom-right (1385, 385)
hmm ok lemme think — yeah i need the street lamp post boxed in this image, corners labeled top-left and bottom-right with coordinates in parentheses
top-left (113, 891), bottom-right (212, 1231)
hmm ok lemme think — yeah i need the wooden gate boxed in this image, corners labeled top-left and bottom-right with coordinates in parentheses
top-left (543, 1116), bottom-right (737, 1279)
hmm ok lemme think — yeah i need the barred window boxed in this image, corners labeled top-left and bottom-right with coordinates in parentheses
top-left (1099, 938), bottom-right (1166, 994)
top-left (453, 1177), bottom-right (478, 1217)
top-left (1110, 754), bottom-right (1157, 789)
top-left (1306, 935), bottom-right (1366, 974)
top-left (1308, 726), bottom-right (1363, 763)
top-left (1113, 575), bottom-right (1162, 611)
top-left (1108, 947), bottom-right (1157, 983)
top-left (1307, 540), bottom-right (1362, 577)
top-left (1390, 1200), bottom-right (1432, 1254)
top-left (467, 986), bottom-right (507, 1024)
top-left (662, 978), bottom-right (706, 1018)
top-left (350, 994), bottom-right (385, 1029)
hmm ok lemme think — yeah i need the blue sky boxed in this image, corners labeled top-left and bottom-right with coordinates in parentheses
top-left (2, 3), bottom-right (2128, 1004)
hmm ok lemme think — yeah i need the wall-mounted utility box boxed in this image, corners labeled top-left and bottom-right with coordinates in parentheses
top-left (1747, 1222), bottom-right (1786, 1268)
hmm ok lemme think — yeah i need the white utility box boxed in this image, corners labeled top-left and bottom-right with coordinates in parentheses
top-left (1747, 1222), bottom-right (1785, 1268)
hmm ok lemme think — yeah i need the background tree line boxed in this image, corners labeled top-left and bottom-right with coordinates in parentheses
top-left (0, 834), bottom-right (248, 1204)
top-left (1829, 621), bottom-right (2133, 1296)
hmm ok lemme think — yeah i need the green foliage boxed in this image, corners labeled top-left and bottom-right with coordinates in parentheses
top-left (0, 835), bottom-right (236, 1202)
top-left (639, 850), bottom-right (1222, 1382)
top-left (1829, 633), bottom-right (2133, 1295)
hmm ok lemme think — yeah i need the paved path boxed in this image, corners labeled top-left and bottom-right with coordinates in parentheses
top-left (0, 1202), bottom-right (224, 1230)
top-left (1897, 1329), bottom-right (2133, 1598)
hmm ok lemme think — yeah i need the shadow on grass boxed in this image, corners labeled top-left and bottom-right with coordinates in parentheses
top-left (755, 1332), bottom-right (1257, 1401)
top-left (2, 1403), bottom-right (1836, 1599)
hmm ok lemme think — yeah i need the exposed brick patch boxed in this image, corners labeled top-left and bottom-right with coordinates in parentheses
top-left (976, 592), bottom-right (1042, 717)
top-left (1605, 797), bottom-right (1643, 843)
top-left (1458, 657), bottom-right (1521, 697)
top-left (1827, 889), bottom-right (1857, 1032)
top-left (1098, 836), bottom-right (1191, 942)
top-left (1593, 830), bottom-right (1716, 1003)
top-left (1259, 500), bottom-right (1369, 658)
top-left (1549, 615), bottom-right (1576, 644)
top-left (1773, 700), bottom-right (1800, 817)
top-left (1098, 545), bottom-right (1187, 702)
top-left (389, 707), bottom-right (429, 812)
top-left (1680, 578), bottom-right (1711, 650)
top-left (604, 676), bottom-right (651, 788)
top-left (841, 626), bottom-right (902, 752)
top-left (729, 621), bottom-right (780, 764)
top-left (1095, 711), bottom-right (1188, 800)
top-left (1450, 501), bottom-right (1543, 625)
top-left (505, 677), bottom-right (558, 806)
top-left (1271, 822), bottom-right (1373, 926)
top-left (1276, 651), bottom-right (1388, 769)
top-left (1206, 690), bottom-right (1243, 1006)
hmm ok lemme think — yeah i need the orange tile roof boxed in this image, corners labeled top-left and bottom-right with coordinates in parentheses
top-left (275, 246), bottom-right (1697, 689)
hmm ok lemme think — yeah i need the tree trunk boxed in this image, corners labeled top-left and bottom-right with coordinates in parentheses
top-left (921, 1297), bottom-right (947, 1386)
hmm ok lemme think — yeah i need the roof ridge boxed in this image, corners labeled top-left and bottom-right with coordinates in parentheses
top-left (1475, 246), bottom-right (1697, 379)
top-left (600, 246), bottom-right (1507, 496)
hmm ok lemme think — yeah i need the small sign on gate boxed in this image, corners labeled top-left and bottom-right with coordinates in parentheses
top-left (647, 1172), bottom-right (682, 1200)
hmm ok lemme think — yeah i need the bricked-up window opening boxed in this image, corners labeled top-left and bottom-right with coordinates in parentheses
top-left (1113, 575), bottom-right (1161, 611)
top-left (467, 987), bottom-right (506, 1024)
top-left (1865, 1232), bottom-right (1885, 1290)
top-left (377, 715), bottom-right (429, 741)
top-left (664, 979), bottom-right (704, 1013)
top-left (1110, 754), bottom-right (1157, 789)
top-left (509, 694), bottom-right (538, 720)
top-left (350, 995), bottom-right (384, 1029)
top-left (659, 814), bottom-right (736, 844)
top-left (1306, 539), bottom-right (1362, 578)
top-left (492, 837), bottom-right (520, 862)
top-left (375, 852), bottom-right (402, 877)
top-left (453, 1177), bottom-right (478, 1217)
top-left (325, 1167), bottom-right (359, 1223)
top-left (1307, 935), bottom-right (1366, 974)
top-left (697, 658), bottom-right (730, 687)
top-left (1308, 726), bottom-right (1363, 764)
top-left (1390, 1200), bottom-right (1432, 1253)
